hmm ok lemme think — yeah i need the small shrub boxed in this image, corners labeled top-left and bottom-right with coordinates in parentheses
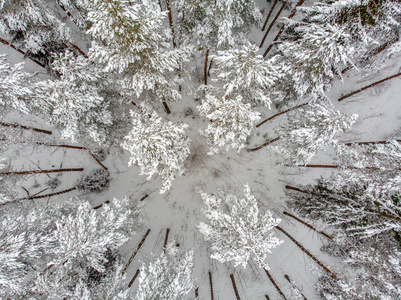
top-left (76, 169), bottom-right (111, 193)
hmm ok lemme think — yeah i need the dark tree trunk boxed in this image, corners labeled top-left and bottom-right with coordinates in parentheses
top-left (13, 187), bottom-right (77, 203)
top-left (165, 0), bottom-right (176, 48)
top-left (247, 137), bottom-right (280, 152)
top-left (263, 268), bottom-right (287, 300)
top-left (262, 0), bottom-right (279, 31)
top-left (338, 72), bottom-right (401, 101)
top-left (204, 49), bottom-right (210, 85)
top-left (128, 269), bottom-right (140, 287)
top-left (122, 229), bottom-right (151, 274)
top-left (0, 168), bottom-right (83, 176)
top-left (0, 37), bottom-right (45, 67)
top-left (163, 228), bottom-right (170, 254)
top-left (344, 140), bottom-right (401, 146)
top-left (230, 274), bottom-right (242, 300)
top-left (275, 226), bottom-right (339, 280)
top-left (162, 101), bottom-right (171, 114)
top-left (259, 1), bottom-right (288, 48)
top-left (283, 211), bottom-right (333, 240)
top-left (256, 102), bottom-right (309, 128)
top-left (0, 121), bottom-right (52, 135)
top-left (209, 271), bottom-right (214, 300)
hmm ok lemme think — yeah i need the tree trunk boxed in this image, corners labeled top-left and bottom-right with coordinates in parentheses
top-left (0, 37), bottom-right (45, 68)
top-left (128, 269), bottom-right (140, 287)
top-left (284, 275), bottom-right (308, 300)
top-left (209, 271), bottom-right (214, 300)
top-left (93, 200), bottom-right (110, 210)
top-left (140, 194), bottom-right (149, 201)
top-left (162, 101), bottom-right (171, 114)
top-left (263, 268), bottom-right (287, 300)
top-left (163, 228), bottom-right (170, 254)
top-left (344, 139), bottom-right (401, 146)
top-left (298, 164), bottom-right (392, 171)
top-left (256, 102), bottom-right (309, 128)
top-left (259, 1), bottom-right (288, 48)
top-left (0, 121), bottom-right (52, 135)
top-left (247, 137), bottom-right (280, 152)
top-left (275, 226), bottom-right (338, 280)
top-left (262, 0), bottom-right (279, 31)
top-left (68, 42), bottom-right (88, 58)
top-left (15, 187), bottom-right (77, 202)
top-left (283, 211), bottom-right (333, 240)
top-left (338, 71), bottom-right (401, 101)
top-left (122, 229), bottom-right (151, 274)
top-left (0, 168), bottom-right (83, 176)
top-left (285, 185), bottom-right (307, 193)
top-left (165, 0), bottom-right (177, 48)
top-left (230, 274), bottom-right (242, 300)
top-left (204, 49), bottom-right (210, 85)
top-left (263, 0), bottom-right (306, 57)
top-left (207, 58), bottom-right (214, 77)
top-left (34, 142), bottom-right (108, 170)
top-left (195, 287), bottom-right (199, 300)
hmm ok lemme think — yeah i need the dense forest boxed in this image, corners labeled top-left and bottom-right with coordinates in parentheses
top-left (0, 0), bottom-right (400, 299)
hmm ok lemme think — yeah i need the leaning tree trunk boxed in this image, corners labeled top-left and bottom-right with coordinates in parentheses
top-left (344, 139), bottom-right (401, 146)
top-left (338, 71), bottom-right (401, 101)
top-left (283, 211), bottom-right (333, 240)
top-left (259, 1), bottom-right (288, 48)
top-left (297, 164), bottom-right (393, 171)
top-left (275, 226), bottom-right (338, 280)
top-left (122, 229), bottom-right (151, 274)
top-left (0, 37), bottom-right (45, 68)
top-left (261, 0), bottom-right (279, 31)
top-left (209, 271), bottom-right (214, 300)
top-left (204, 49), bottom-right (210, 85)
top-left (128, 269), bottom-right (140, 287)
top-left (256, 102), bottom-right (309, 128)
top-left (247, 137), bottom-right (280, 152)
top-left (165, 0), bottom-right (176, 48)
top-left (0, 168), bottom-right (83, 176)
top-left (230, 274), bottom-right (242, 300)
top-left (0, 121), bottom-right (52, 135)
top-left (284, 274), bottom-right (308, 300)
top-left (263, 0), bottom-right (306, 57)
top-left (263, 268), bottom-right (288, 300)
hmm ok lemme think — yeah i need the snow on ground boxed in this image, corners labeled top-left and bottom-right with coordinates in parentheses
top-left (1, 0), bottom-right (401, 299)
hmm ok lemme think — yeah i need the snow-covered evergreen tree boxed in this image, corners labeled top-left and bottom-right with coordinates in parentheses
top-left (274, 23), bottom-right (354, 103)
top-left (198, 184), bottom-right (282, 269)
top-left (198, 94), bottom-right (261, 154)
top-left (0, 0), bottom-right (70, 54)
top-left (274, 102), bottom-right (358, 165)
top-left (86, 0), bottom-right (182, 104)
top-left (136, 243), bottom-right (194, 300)
top-left (287, 174), bottom-right (401, 238)
top-left (211, 43), bottom-right (282, 107)
top-left (38, 51), bottom-right (113, 145)
top-left (122, 104), bottom-right (191, 193)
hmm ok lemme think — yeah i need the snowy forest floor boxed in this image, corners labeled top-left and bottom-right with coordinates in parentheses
top-left (1, 0), bottom-right (401, 299)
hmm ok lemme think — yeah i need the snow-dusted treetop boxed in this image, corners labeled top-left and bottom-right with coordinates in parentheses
top-left (136, 243), bottom-right (194, 300)
top-left (122, 104), bottom-right (191, 193)
top-left (198, 184), bottom-right (283, 269)
top-left (212, 43), bottom-right (282, 108)
top-left (274, 102), bottom-right (358, 165)
top-left (198, 94), bottom-right (261, 154)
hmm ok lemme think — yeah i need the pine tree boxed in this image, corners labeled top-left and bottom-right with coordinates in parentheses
top-left (122, 104), bottom-right (191, 193)
top-left (38, 51), bottom-right (113, 145)
top-left (274, 23), bottom-right (354, 103)
top-left (198, 184), bottom-right (283, 269)
top-left (197, 94), bottom-right (261, 154)
top-left (274, 102), bottom-right (358, 165)
top-left (211, 43), bottom-right (282, 108)
top-left (0, 0), bottom-right (70, 55)
top-left (136, 243), bottom-right (194, 300)
top-left (86, 0), bottom-right (182, 104)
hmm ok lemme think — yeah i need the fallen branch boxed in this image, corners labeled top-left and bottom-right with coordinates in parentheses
top-left (263, 0), bottom-right (306, 56)
top-left (0, 121), bottom-right (52, 135)
top-left (247, 137), bottom-right (280, 152)
top-left (34, 142), bottom-right (107, 170)
top-left (256, 102), bottom-right (309, 128)
top-left (262, 0), bottom-right (279, 31)
top-left (15, 187), bottom-right (77, 202)
top-left (263, 268), bottom-right (287, 300)
top-left (344, 140), bottom-right (401, 146)
top-left (128, 269), bottom-right (140, 288)
top-left (275, 226), bottom-right (338, 280)
top-left (0, 37), bottom-right (45, 68)
top-left (338, 71), bottom-right (401, 101)
top-left (284, 274), bottom-right (308, 300)
top-left (163, 228), bottom-right (170, 254)
top-left (283, 211), bottom-right (333, 240)
top-left (209, 271), bottom-right (214, 300)
top-left (230, 274), bottom-right (242, 300)
top-left (122, 229), bottom-right (151, 274)
top-left (260, 1), bottom-right (288, 48)
top-left (0, 168), bottom-right (83, 176)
